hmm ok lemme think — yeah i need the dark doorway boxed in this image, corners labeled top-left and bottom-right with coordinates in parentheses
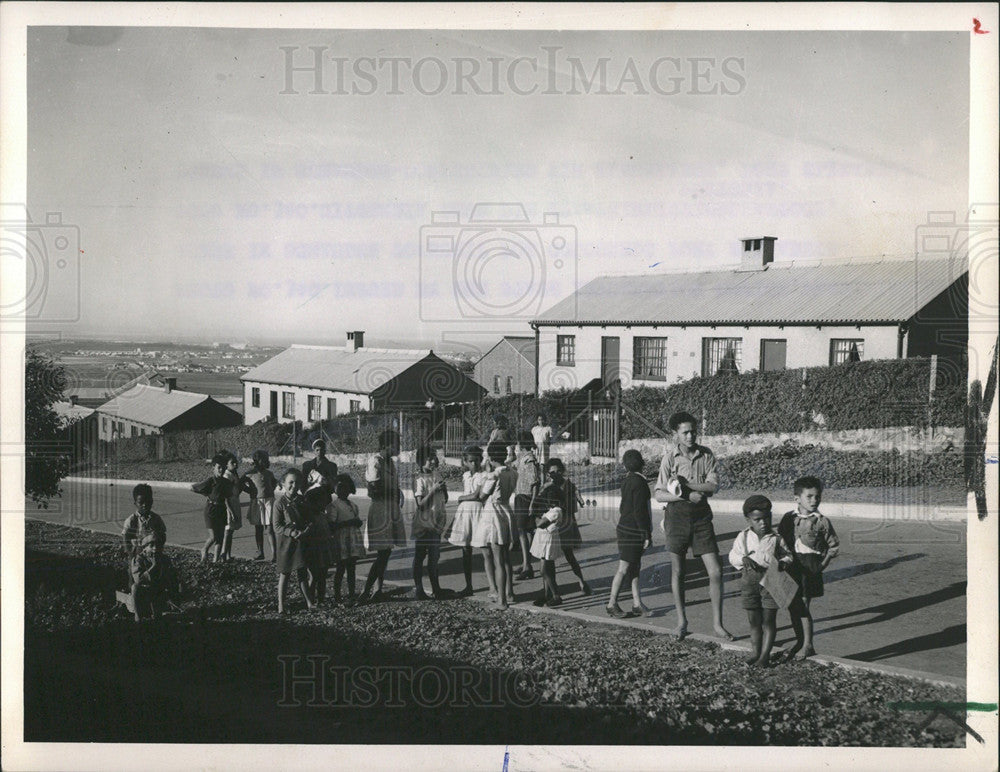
top-left (760, 339), bottom-right (787, 371)
top-left (269, 390), bottom-right (278, 420)
top-left (601, 336), bottom-right (620, 386)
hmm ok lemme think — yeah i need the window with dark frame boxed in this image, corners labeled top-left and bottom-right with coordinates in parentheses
top-left (632, 336), bottom-right (669, 380)
top-left (251, 387), bottom-right (260, 408)
top-left (350, 399), bottom-right (361, 413)
top-left (327, 398), bottom-right (337, 418)
top-left (493, 375), bottom-right (501, 394)
top-left (307, 395), bottom-right (321, 421)
top-left (830, 338), bottom-right (864, 365)
top-left (282, 391), bottom-right (295, 419)
top-left (702, 337), bottom-right (743, 377)
top-left (556, 334), bottom-right (576, 366)
top-left (759, 339), bottom-right (787, 372)
top-left (505, 376), bottom-right (513, 394)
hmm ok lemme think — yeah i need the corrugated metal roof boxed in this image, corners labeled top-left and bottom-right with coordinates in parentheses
top-left (53, 401), bottom-right (95, 426)
top-left (96, 384), bottom-right (211, 427)
top-left (533, 256), bottom-right (967, 325)
top-left (241, 345), bottom-right (433, 394)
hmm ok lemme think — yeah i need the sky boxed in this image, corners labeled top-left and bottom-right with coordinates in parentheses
top-left (26, 27), bottom-right (969, 355)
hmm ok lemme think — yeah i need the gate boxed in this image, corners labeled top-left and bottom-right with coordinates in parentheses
top-left (589, 407), bottom-right (617, 457)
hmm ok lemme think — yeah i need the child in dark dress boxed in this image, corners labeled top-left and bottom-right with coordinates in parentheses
top-left (274, 469), bottom-right (315, 614)
top-left (607, 450), bottom-right (653, 619)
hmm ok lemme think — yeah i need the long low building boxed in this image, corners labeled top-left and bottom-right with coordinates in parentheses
top-left (95, 379), bottom-right (242, 440)
top-left (530, 237), bottom-right (968, 392)
top-left (240, 331), bottom-right (486, 424)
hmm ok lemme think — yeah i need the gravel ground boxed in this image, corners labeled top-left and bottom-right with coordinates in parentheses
top-left (25, 520), bottom-right (965, 746)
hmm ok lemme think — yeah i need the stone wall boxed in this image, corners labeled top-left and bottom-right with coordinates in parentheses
top-left (619, 426), bottom-right (963, 461)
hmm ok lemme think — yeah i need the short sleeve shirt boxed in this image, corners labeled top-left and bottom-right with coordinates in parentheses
top-left (531, 425), bottom-right (552, 447)
top-left (655, 443), bottom-right (719, 494)
top-left (514, 452), bottom-right (540, 496)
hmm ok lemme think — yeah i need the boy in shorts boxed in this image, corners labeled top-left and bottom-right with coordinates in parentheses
top-left (778, 476), bottom-right (840, 660)
top-left (654, 410), bottom-right (732, 640)
top-left (728, 495), bottom-right (793, 667)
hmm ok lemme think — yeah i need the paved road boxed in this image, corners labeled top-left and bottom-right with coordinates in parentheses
top-left (28, 480), bottom-right (967, 678)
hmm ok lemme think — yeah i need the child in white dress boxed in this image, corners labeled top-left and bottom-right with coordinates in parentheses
top-left (476, 441), bottom-right (516, 607)
top-left (448, 446), bottom-right (487, 598)
top-left (530, 499), bottom-right (565, 607)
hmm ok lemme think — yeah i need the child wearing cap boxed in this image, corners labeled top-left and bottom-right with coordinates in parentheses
top-left (728, 495), bottom-right (793, 667)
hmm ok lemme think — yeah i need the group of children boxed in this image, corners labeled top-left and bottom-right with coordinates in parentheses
top-left (129, 410), bottom-right (840, 664)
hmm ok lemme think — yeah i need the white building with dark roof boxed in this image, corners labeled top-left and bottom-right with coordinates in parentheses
top-left (240, 331), bottom-right (486, 424)
top-left (530, 238), bottom-right (968, 393)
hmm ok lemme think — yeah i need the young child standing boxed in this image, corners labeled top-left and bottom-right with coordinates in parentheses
top-left (243, 449), bottom-right (278, 562)
top-left (540, 458), bottom-right (592, 596)
top-left (729, 495), bottom-right (793, 667)
top-left (303, 469), bottom-right (335, 604)
top-left (511, 430), bottom-right (540, 580)
top-left (654, 411), bottom-right (732, 641)
top-left (273, 469), bottom-right (315, 614)
top-left (478, 441), bottom-right (516, 608)
top-left (122, 483), bottom-right (169, 622)
top-left (329, 473), bottom-right (365, 605)
top-left (447, 445), bottom-right (488, 598)
top-left (192, 453), bottom-right (233, 564)
top-left (362, 429), bottom-right (407, 603)
top-left (607, 450), bottom-right (652, 619)
top-left (529, 494), bottom-right (564, 607)
top-left (221, 452), bottom-right (243, 562)
top-left (778, 476), bottom-right (840, 660)
top-left (412, 445), bottom-right (450, 600)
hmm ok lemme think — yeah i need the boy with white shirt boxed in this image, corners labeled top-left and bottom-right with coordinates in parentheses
top-left (778, 476), bottom-right (840, 660)
top-left (729, 495), bottom-right (793, 667)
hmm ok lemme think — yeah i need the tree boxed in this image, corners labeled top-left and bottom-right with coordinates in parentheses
top-left (25, 347), bottom-right (71, 507)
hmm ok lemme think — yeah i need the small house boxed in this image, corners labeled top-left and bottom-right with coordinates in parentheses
top-left (95, 379), bottom-right (242, 440)
top-left (473, 336), bottom-right (536, 396)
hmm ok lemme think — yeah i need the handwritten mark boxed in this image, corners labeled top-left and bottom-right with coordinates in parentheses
top-left (973, 18), bottom-right (988, 34)
top-left (889, 701), bottom-right (998, 744)
top-left (502, 745), bottom-right (509, 772)
top-left (649, 261), bottom-right (662, 268)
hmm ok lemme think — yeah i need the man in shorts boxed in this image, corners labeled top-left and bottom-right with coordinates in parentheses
top-left (654, 411), bottom-right (733, 641)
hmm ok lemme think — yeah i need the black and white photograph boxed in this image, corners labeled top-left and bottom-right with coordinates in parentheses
top-left (1, 3), bottom-right (997, 770)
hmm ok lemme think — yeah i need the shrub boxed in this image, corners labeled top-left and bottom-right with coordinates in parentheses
top-left (619, 357), bottom-right (964, 438)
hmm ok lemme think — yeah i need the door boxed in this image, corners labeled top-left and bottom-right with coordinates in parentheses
top-left (601, 336), bottom-right (620, 386)
top-left (760, 339), bottom-right (787, 371)
top-left (269, 390), bottom-right (278, 419)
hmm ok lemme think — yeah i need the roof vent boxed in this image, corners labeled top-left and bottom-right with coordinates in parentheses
top-left (738, 236), bottom-right (776, 272)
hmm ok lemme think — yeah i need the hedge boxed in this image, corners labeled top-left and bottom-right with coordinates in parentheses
top-left (97, 421), bottom-right (295, 464)
top-left (618, 357), bottom-right (965, 438)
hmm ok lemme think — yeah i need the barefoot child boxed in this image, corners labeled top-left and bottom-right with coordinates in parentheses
top-left (221, 452), bottom-right (243, 562)
top-left (243, 450), bottom-right (278, 562)
top-left (529, 495), bottom-right (564, 607)
top-left (361, 430), bottom-right (406, 603)
top-left (607, 450), bottom-right (653, 619)
top-left (541, 458), bottom-right (592, 597)
top-left (729, 495), bottom-right (793, 667)
top-left (479, 441), bottom-right (516, 607)
top-left (654, 411), bottom-right (732, 641)
top-left (192, 453), bottom-right (233, 564)
top-left (122, 484), bottom-right (169, 621)
top-left (778, 476), bottom-right (840, 660)
top-left (330, 473), bottom-right (365, 604)
top-left (412, 445), bottom-right (449, 600)
top-left (273, 469), bottom-right (315, 614)
top-left (511, 431), bottom-right (540, 580)
top-left (447, 446), bottom-right (488, 598)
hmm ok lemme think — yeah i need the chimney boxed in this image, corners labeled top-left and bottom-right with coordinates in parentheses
top-left (738, 236), bottom-right (776, 272)
top-left (163, 377), bottom-right (177, 394)
top-left (346, 330), bottom-right (365, 352)
top-left (68, 394), bottom-right (78, 406)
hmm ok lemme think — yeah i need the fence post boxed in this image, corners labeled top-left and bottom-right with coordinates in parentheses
top-left (928, 354), bottom-right (938, 438)
top-left (800, 367), bottom-right (808, 432)
top-left (293, 422), bottom-right (298, 463)
top-left (700, 406), bottom-right (707, 436)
